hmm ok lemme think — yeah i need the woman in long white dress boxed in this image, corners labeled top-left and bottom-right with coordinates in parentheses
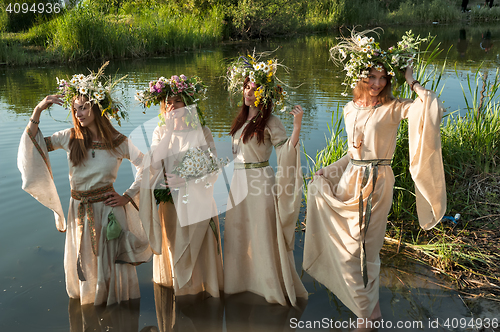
top-left (302, 29), bottom-right (447, 330)
top-left (138, 75), bottom-right (223, 298)
top-left (18, 66), bottom-right (152, 306)
top-left (223, 54), bottom-right (308, 307)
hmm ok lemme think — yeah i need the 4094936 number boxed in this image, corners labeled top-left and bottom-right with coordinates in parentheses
top-left (5, 2), bottom-right (61, 14)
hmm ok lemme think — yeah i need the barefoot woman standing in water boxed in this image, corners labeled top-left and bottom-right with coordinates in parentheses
top-left (303, 29), bottom-right (447, 330)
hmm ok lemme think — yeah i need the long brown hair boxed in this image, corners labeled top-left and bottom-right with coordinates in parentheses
top-left (229, 77), bottom-right (273, 144)
top-left (69, 96), bottom-right (121, 166)
top-left (353, 66), bottom-right (394, 105)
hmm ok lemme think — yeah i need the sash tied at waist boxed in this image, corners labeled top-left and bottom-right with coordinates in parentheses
top-left (234, 160), bottom-right (270, 169)
top-left (71, 183), bottom-right (114, 256)
top-left (350, 159), bottom-right (391, 288)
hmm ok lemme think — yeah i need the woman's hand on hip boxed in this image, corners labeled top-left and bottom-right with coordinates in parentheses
top-left (104, 192), bottom-right (130, 207)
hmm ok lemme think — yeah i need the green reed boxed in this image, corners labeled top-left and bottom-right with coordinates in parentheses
top-left (470, 5), bottom-right (500, 22)
top-left (303, 105), bottom-right (347, 202)
top-left (47, 4), bottom-right (225, 61)
top-left (387, 0), bottom-right (462, 24)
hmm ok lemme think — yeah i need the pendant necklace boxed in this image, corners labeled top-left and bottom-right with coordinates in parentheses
top-left (352, 103), bottom-right (376, 149)
top-left (232, 136), bottom-right (240, 155)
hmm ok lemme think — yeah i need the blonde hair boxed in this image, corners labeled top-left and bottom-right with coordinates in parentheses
top-left (352, 67), bottom-right (394, 105)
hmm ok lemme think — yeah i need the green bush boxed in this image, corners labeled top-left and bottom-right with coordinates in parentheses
top-left (0, 0), bottom-right (62, 32)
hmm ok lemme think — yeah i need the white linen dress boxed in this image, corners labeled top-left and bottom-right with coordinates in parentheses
top-left (18, 127), bottom-right (152, 305)
top-left (223, 114), bottom-right (308, 307)
top-left (303, 90), bottom-right (447, 318)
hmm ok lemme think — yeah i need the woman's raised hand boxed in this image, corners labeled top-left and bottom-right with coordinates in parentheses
top-left (405, 66), bottom-right (415, 83)
top-left (28, 94), bottom-right (64, 136)
top-left (35, 95), bottom-right (64, 113)
top-left (289, 105), bottom-right (303, 147)
top-left (290, 105), bottom-right (304, 128)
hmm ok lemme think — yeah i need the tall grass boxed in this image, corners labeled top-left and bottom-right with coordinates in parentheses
top-left (388, 0), bottom-right (462, 24)
top-left (50, 4), bottom-right (225, 61)
top-left (470, 5), bottom-right (500, 22)
top-left (303, 0), bottom-right (386, 33)
top-left (303, 107), bottom-right (347, 201)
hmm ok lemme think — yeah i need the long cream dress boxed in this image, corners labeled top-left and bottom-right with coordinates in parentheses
top-left (303, 90), bottom-right (447, 318)
top-left (18, 128), bottom-right (152, 306)
top-left (140, 125), bottom-right (223, 298)
top-left (224, 114), bottom-right (308, 307)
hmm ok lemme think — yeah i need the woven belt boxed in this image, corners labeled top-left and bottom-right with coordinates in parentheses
top-left (350, 159), bottom-right (391, 288)
top-left (234, 160), bottom-right (270, 169)
top-left (71, 183), bottom-right (114, 256)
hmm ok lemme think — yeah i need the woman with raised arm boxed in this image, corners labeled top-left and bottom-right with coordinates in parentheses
top-left (223, 53), bottom-right (308, 307)
top-left (137, 75), bottom-right (223, 299)
top-left (18, 63), bottom-right (152, 306)
top-left (303, 29), bottom-right (447, 331)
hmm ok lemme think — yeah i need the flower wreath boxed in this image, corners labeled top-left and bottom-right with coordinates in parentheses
top-left (329, 28), bottom-right (428, 96)
top-left (56, 61), bottom-right (128, 126)
top-left (226, 51), bottom-right (288, 112)
top-left (135, 74), bottom-right (207, 126)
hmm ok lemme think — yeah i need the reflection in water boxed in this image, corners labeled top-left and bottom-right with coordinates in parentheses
top-left (481, 30), bottom-right (493, 53)
top-left (152, 286), bottom-right (306, 332)
top-left (68, 298), bottom-right (145, 332)
top-left (225, 292), bottom-right (306, 332)
top-left (154, 284), bottom-right (224, 332)
top-left (457, 28), bottom-right (468, 58)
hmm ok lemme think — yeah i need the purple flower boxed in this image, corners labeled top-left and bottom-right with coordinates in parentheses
top-left (172, 75), bottom-right (180, 82)
top-left (155, 81), bottom-right (163, 93)
top-left (180, 74), bottom-right (187, 80)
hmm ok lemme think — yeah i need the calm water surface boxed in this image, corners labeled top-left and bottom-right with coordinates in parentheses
top-left (1, 24), bottom-right (498, 331)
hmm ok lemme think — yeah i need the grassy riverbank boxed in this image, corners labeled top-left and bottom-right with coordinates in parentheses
top-left (1, 0), bottom-right (499, 66)
top-left (304, 49), bottom-right (500, 300)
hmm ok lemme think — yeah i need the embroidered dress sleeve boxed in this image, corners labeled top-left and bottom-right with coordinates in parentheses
top-left (17, 128), bottom-right (71, 232)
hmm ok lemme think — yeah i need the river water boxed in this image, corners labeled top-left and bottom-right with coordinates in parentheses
top-left (1, 24), bottom-right (499, 331)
